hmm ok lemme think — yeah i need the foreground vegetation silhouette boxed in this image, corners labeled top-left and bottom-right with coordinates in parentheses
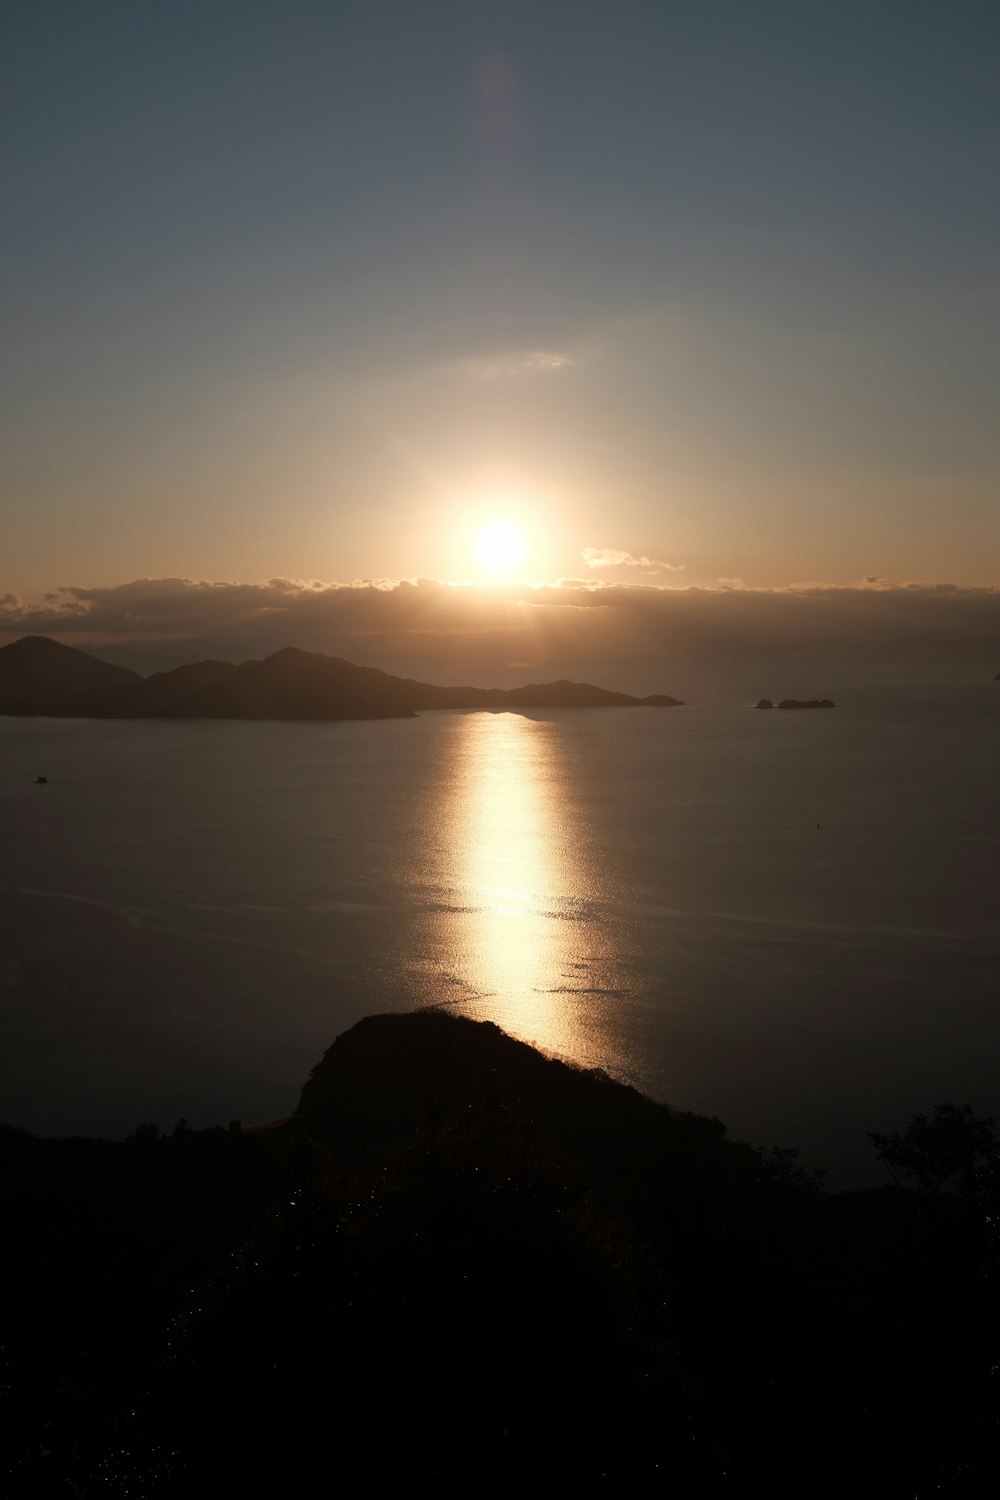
top-left (3, 1011), bottom-right (999, 1496)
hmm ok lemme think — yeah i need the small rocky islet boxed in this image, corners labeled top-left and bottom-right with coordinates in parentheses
top-left (756, 697), bottom-right (836, 710)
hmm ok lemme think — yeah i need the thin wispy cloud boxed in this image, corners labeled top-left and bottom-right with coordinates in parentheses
top-left (582, 547), bottom-right (685, 573)
top-left (464, 348), bottom-right (575, 380)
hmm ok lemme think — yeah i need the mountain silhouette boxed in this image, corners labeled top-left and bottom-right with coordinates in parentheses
top-left (0, 637), bottom-right (684, 721)
top-left (116, 659), bottom-right (239, 715)
top-left (129, 648), bottom-right (420, 721)
top-left (0, 635), bottom-right (141, 715)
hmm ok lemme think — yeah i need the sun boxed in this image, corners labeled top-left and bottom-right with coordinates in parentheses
top-left (473, 519), bottom-right (527, 574)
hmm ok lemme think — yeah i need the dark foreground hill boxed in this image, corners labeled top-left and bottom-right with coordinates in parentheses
top-left (2, 1009), bottom-right (998, 1497)
top-left (0, 635), bottom-right (683, 720)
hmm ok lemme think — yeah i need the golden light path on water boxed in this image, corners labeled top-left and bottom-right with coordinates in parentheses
top-left (436, 710), bottom-right (633, 1070)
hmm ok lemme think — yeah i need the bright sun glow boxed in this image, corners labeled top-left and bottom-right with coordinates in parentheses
top-left (473, 519), bottom-right (527, 574)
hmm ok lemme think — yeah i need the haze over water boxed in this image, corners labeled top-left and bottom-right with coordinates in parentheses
top-left (2, 692), bottom-right (998, 1185)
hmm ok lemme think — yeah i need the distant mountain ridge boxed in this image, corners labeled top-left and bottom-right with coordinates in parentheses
top-left (0, 636), bottom-right (683, 721)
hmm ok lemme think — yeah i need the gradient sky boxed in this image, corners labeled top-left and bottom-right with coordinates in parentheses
top-left (4, 0), bottom-right (999, 598)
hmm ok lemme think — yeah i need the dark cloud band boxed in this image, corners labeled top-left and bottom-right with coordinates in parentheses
top-left (2, 576), bottom-right (998, 682)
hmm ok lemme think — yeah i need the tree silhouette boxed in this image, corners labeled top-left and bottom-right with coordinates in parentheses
top-left (869, 1103), bottom-right (998, 1194)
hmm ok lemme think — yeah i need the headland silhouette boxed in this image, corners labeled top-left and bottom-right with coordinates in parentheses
top-left (2, 1009), bottom-right (996, 1495)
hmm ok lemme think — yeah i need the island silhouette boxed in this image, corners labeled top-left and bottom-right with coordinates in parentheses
top-left (0, 635), bottom-right (683, 721)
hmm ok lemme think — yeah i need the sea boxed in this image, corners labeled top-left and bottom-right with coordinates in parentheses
top-left (1, 688), bottom-right (998, 1186)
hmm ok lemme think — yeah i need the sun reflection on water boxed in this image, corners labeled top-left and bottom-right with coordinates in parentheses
top-left (440, 710), bottom-right (614, 1063)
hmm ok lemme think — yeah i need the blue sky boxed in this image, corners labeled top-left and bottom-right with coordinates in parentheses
top-left (4, 0), bottom-right (998, 596)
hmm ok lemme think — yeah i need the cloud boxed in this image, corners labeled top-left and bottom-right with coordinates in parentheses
top-left (0, 570), bottom-right (995, 654)
top-left (464, 348), bottom-right (575, 380)
top-left (3, 575), bottom-right (999, 691)
top-left (582, 547), bottom-right (685, 573)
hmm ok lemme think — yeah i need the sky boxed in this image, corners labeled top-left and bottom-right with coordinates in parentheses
top-left (3, 0), bottom-right (999, 669)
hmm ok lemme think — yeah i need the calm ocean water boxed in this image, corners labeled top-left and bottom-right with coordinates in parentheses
top-left (2, 692), bottom-right (998, 1184)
